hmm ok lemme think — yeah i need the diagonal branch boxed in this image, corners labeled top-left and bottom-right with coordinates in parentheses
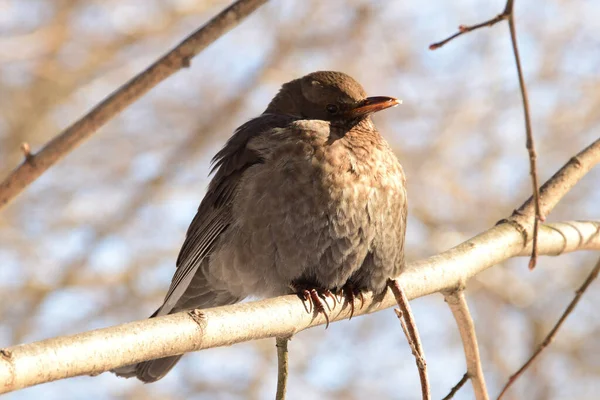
top-left (0, 0), bottom-right (268, 210)
top-left (429, 0), bottom-right (514, 50)
top-left (429, 14), bottom-right (509, 50)
top-left (509, 138), bottom-right (600, 228)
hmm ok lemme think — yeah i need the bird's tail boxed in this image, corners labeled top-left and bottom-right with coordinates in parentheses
top-left (114, 353), bottom-right (184, 383)
top-left (111, 307), bottom-right (184, 382)
top-left (112, 287), bottom-right (241, 382)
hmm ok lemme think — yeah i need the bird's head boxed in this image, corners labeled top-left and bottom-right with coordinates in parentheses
top-left (265, 71), bottom-right (400, 124)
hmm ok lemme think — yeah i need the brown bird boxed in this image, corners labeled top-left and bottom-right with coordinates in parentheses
top-left (113, 71), bottom-right (407, 382)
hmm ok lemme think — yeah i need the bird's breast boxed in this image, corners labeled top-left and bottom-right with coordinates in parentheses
top-left (223, 122), bottom-right (405, 295)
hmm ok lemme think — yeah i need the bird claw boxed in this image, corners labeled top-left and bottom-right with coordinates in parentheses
top-left (291, 283), bottom-right (333, 328)
top-left (319, 289), bottom-right (338, 309)
top-left (340, 283), bottom-right (365, 320)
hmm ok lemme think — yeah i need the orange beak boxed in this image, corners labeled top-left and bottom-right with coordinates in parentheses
top-left (347, 96), bottom-right (401, 118)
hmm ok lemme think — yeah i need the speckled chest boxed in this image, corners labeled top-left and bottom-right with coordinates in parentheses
top-left (309, 126), bottom-right (402, 207)
top-left (239, 119), bottom-right (404, 240)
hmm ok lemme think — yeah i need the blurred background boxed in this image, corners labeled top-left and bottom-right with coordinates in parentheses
top-left (1, 0), bottom-right (599, 399)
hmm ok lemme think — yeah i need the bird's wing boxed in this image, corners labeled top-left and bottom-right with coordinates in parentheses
top-left (156, 113), bottom-right (298, 316)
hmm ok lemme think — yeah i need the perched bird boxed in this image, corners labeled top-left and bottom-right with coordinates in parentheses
top-left (114, 71), bottom-right (407, 382)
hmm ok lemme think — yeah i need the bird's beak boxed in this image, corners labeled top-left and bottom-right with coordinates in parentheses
top-left (347, 96), bottom-right (401, 118)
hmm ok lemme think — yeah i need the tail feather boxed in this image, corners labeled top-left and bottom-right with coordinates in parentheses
top-left (115, 355), bottom-right (184, 383)
top-left (112, 306), bottom-right (181, 382)
top-left (112, 286), bottom-right (241, 382)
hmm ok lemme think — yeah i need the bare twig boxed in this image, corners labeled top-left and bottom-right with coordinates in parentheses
top-left (445, 291), bottom-right (489, 400)
top-left (429, 13), bottom-right (509, 50)
top-left (429, 0), bottom-right (542, 270)
top-left (388, 279), bottom-right (430, 400)
top-left (0, 0), bottom-right (268, 210)
top-left (497, 256), bottom-right (600, 399)
top-left (442, 372), bottom-right (469, 400)
top-left (393, 310), bottom-right (422, 366)
top-left (504, 1), bottom-right (541, 270)
top-left (275, 336), bottom-right (290, 400)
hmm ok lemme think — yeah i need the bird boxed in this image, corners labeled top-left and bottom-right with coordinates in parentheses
top-left (113, 71), bottom-right (407, 382)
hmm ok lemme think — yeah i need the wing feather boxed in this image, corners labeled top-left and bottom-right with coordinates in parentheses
top-left (157, 114), bottom-right (298, 315)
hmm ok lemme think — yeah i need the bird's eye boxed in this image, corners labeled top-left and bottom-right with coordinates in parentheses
top-left (326, 104), bottom-right (339, 114)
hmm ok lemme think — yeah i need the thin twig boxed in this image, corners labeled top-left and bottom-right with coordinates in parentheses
top-left (497, 256), bottom-right (600, 399)
top-left (0, 0), bottom-right (269, 210)
top-left (388, 279), bottom-right (430, 400)
top-left (394, 309), bottom-right (425, 369)
top-left (442, 372), bottom-right (470, 400)
top-left (445, 291), bottom-right (489, 400)
top-left (505, 2), bottom-right (542, 270)
top-left (275, 336), bottom-right (290, 400)
top-left (429, 13), bottom-right (508, 50)
top-left (429, 0), bottom-right (543, 270)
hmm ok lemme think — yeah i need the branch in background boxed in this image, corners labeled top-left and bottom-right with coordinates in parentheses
top-left (444, 291), bottom-right (489, 400)
top-left (497, 256), bottom-right (600, 399)
top-left (442, 372), bottom-right (469, 400)
top-left (429, 0), bottom-right (542, 269)
top-left (0, 137), bottom-right (599, 393)
top-left (0, 0), bottom-right (269, 210)
top-left (388, 280), bottom-right (430, 400)
top-left (275, 337), bottom-right (290, 400)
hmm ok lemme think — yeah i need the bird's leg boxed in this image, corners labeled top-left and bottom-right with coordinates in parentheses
top-left (290, 280), bottom-right (335, 328)
top-left (339, 282), bottom-right (365, 320)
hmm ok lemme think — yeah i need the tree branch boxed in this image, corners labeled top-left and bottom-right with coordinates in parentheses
top-left (0, 0), bottom-right (268, 210)
top-left (445, 291), bottom-right (489, 400)
top-left (429, 14), bottom-right (509, 50)
top-left (511, 138), bottom-right (600, 226)
top-left (0, 219), bottom-right (598, 394)
top-left (0, 138), bottom-right (599, 394)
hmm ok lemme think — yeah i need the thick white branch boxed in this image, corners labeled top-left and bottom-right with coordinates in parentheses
top-left (0, 220), bottom-right (598, 393)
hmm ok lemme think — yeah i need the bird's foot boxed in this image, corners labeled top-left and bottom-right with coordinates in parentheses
top-left (339, 282), bottom-right (365, 320)
top-left (290, 281), bottom-right (336, 328)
